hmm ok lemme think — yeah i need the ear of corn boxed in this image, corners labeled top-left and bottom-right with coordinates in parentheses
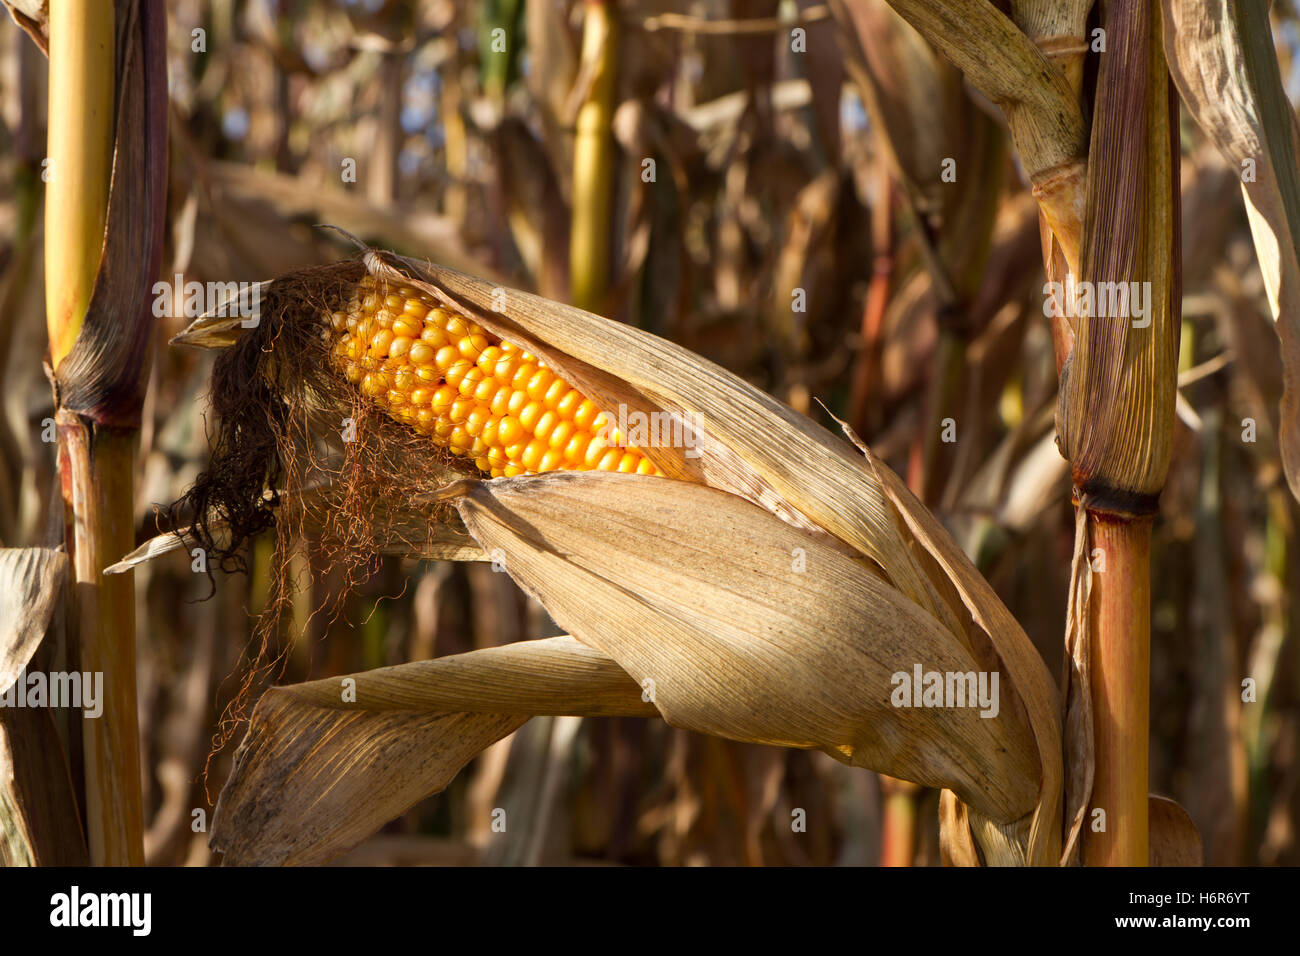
top-left (328, 276), bottom-right (659, 479)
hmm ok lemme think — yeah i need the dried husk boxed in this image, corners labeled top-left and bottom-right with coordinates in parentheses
top-left (209, 475), bottom-right (1040, 865)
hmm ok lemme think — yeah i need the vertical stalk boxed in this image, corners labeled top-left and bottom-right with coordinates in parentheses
top-left (44, 1), bottom-right (113, 366)
top-left (1082, 517), bottom-right (1151, 866)
top-left (849, 167), bottom-right (894, 438)
top-left (57, 423), bottom-right (144, 866)
top-left (369, 49), bottom-right (403, 206)
top-left (879, 777), bottom-right (919, 866)
top-left (569, 0), bottom-right (618, 314)
top-left (45, 2), bottom-right (146, 866)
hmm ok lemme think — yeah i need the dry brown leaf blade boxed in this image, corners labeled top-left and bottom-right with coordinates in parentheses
top-left (1148, 794), bottom-right (1202, 865)
top-left (938, 788), bottom-right (982, 866)
top-left (1162, 0), bottom-right (1300, 503)
top-left (0, 548), bottom-right (68, 692)
top-left (210, 636), bottom-right (653, 865)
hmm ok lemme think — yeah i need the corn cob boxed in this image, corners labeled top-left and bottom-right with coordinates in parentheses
top-left (327, 276), bottom-right (660, 478)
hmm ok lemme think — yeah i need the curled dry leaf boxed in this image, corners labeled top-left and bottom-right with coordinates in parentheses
top-left (0, 547), bottom-right (68, 692)
top-left (1162, 0), bottom-right (1300, 504)
top-left (1147, 794), bottom-right (1203, 866)
top-left (211, 637), bottom-right (649, 865)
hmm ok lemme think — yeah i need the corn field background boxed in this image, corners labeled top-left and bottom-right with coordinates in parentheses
top-left (1, 0), bottom-right (1299, 868)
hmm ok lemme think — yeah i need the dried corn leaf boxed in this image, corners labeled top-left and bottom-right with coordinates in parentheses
top-left (1162, 0), bottom-right (1300, 504)
top-left (938, 788), bottom-right (981, 866)
top-left (211, 636), bottom-right (652, 865)
top-left (879, 0), bottom-right (1088, 271)
top-left (0, 548), bottom-right (67, 692)
top-left (1148, 794), bottom-right (1202, 865)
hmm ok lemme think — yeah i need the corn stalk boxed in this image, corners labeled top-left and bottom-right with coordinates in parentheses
top-left (570, 0), bottom-right (619, 314)
top-left (1057, 0), bottom-right (1180, 866)
top-left (43, 0), bottom-right (168, 866)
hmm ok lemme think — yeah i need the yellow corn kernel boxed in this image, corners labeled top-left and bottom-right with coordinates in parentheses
top-left (497, 416), bottom-right (524, 445)
top-left (526, 368), bottom-right (555, 401)
top-left (408, 341), bottom-right (436, 365)
top-left (521, 440), bottom-right (545, 471)
top-left (555, 389), bottom-right (582, 418)
top-left (465, 407), bottom-right (489, 437)
top-left (564, 432), bottom-right (590, 462)
top-left (518, 401), bottom-right (543, 432)
top-left (542, 379), bottom-right (568, 409)
top-left (534, 410), bottom-right (558, 444)
top-left (549, 420), bottom-right (574, 450)
top-left (573, 399), bottom-right (599, 431)
top-left (459, 333), bottom-right (489, 360)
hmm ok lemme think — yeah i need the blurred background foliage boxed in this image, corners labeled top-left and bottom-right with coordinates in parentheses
top-left (1, 0), bottom-right (1298, 865)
